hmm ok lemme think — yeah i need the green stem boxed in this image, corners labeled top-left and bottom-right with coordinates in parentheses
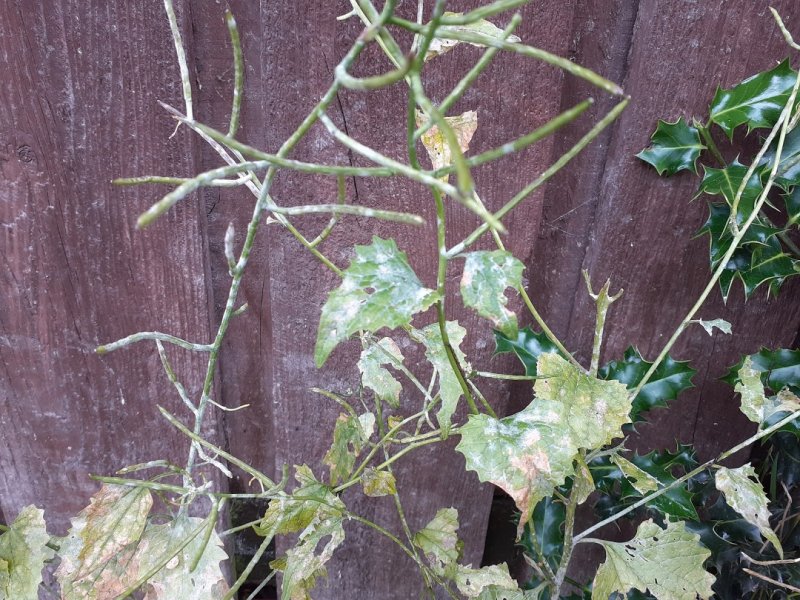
top-left (96, 331), bottom-right (212, 354)
top-left (225, 9), bottom-right (243, 137)
top-left (519, 285), bottom-right (583, 371)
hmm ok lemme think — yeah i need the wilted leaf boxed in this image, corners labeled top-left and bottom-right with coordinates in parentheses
top-left (425, 13), bottom-right (521, 61)
top-left (735, 356), bottom-right (800, 424)
top-left (358, 337), bottom-right (404, 407)
top-left (610, 455), bottom-right (659, 495)
top-left (455, 563), bottom-right (517, 597)
top-left (693, 318), bottom-right (732, 336)
top-left (413, 508), bottom-right (461, 576)
top-left (0, 505), bottom-right (54, 599)
top-left (315, 237), bottom-right (439, 366)
top-left (461, 251), bottom-right (524, 338)
top-left (715, 464), bottom-right (783, 558)
top-left (592, 519), bottom-right (715, 600)
top-left (636, 118), bottom-right (705, 175)
top-left (494, 327), bottom-right (563, 377)
top-left (417, 109), bottom-right (478, 174)
top-left (279, 515), bottom-right (345, 600)
top-left (709, 59), bottom-right (797, 139)
top-left (412, 321), bottom-right (471, 436)
top-left (361, 468), bottom-right (397, 497)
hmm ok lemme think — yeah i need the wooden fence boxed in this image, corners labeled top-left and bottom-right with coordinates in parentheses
top-left (2, 0), bottom-right (799, 597)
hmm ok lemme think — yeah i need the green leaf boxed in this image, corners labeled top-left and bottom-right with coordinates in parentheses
top-left (636, 118), bottom-right (705, 175)
top-left (692, 318), bottom-right (732, 336)
top-left (599, 347), bottom-right (696, 422)
top-left (315, 237), bottom-right (439, 366)
top-left (759, 125), bottom-right (800, 190)
top-left (523, 496), bottom-right (565, 573)
top-left (734, 356), bottom-right (800, 425)
top-left (457, 354), bottom-right (629, 532)
top-left (361, 468), bottom-right (397, 497)
top-left (460, 250), bottom-right (524, 338)
top-left (323, 412), bottom-right (371, 485)
top-left (724, 347), bottom-right (800, 393)
top-left (592, 519), bottom-right (715, 600)
top-left (358, 337), bottom-right (404, 407)
top-left (0, 506), bottom-right (54, 600)
top-left (412, 321), bottom-right (471, 436)
top-left (413, 508), bottom-right (461, 576)
top-left (425, 13), bottom-right (521, 61)
top-left (715, 464), bottom-right (783, 558)
top-left (698, 159), bottom-right (763, 227)
top-left (610, 455), bottom-right (659, 495)
top-left (709, 59), bottom-right (797, 139)
top-left (493, 327), bottom-right (563, 377)
top-left (783, 186), bottom-right (800, 224)
top-left (278, 514), bottom-right (345, 600)
top-left (455, 563), bottom-right (518, 597)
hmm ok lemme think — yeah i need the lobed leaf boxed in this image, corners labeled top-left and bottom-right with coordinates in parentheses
top-left (734, 356), bottom-right (800, 425)
top-left (425, 13), bottom-right (521, 61)
top-left (413, 507), bottom-right (461, 576)
top-left (358, 337), bottom-right (405, 407)
top-left (460, 250), bottom-right (524, 338)
top-left (493, 327), bottom-right (564, 377)
top-left (455, 563), bottom-right (518, 597)
top-left (361, 468), bottom-right (397, 497)
top-left (636, 118), bottom-right (705, 175)
top-left (315, 237), bottom-right (439, 367)
top-left (0, 505), bottom-right (54, 600)
top-left (277, 515), bottom-right (345, 600)
top-left (610, 455), bottom-right (659, 495)
top-left (323, 412), bottom-right (371, 485)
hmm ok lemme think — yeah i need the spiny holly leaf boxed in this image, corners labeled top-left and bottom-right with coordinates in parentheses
top-left (784, 186), bottom-right (800, 224)
top-left (55, 484), bottom-right (152, 595)
top-left (522, 496), bottom-right (565, 573)
top-left (636, 118), bottom-right (705, 175)
top-left (599, 346), bottom-right (696, 423)
top-left (358, 337), bottom-right (404, 407)
top-left (734, 356), bottom-right (800, 425)
top-left (455, 563), bottom-right (518, 597)
top-left (461, 250), bottom-right (524, 338)
top-left (759, 125), bottom-right (800, 190)
top-left (413, 508), bottom-right (462, 576)
top-left (697, 159), bottom-right (763, 227)
top-left (493, 327), bottom-right (563, 377)
top-left (0, 505), bottom-right (54, 599)
top-left (417, 109), bottom-right (478, 174)
top-left (412, 321), bottom-right (471, 436)
top-left (425, 13), bottom-right (521, 61)
top-left (315, 237), bottom-right (439, 366)
top-left (592, 519), bottom-right (715, 600)
top-left (724, 347), bottom-right (800, 393)
top-left (715, 464), bottom-right (783, 558)
top-left (323, 412), bottom-right (372, 485)
top-left (692, 318), bottom-right (732, 336)
top-left (361, 468), bottom-right (396, 497)
top-left (709, 59), bottom-right (798, 139)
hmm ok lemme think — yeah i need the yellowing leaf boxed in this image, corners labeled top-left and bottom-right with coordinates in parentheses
top-left (736, 356), bottom-right (800, 424)
top-left (358, 338), bottom-right (405, 407)
top-left (592, 519), bottom-right (715, 600)
top-left (323, 412), bottom-right (372, 485)
top-left (611, 454), bottom-right (659, 495)
top-left (279, 516), bottom-right (345, 600)
top-left (572, 455), bottom-right (595, 505)
top-left (413, 508), bottom-right (461, 576)
top-left (715, 464), bottom-right (783, 558)
top-left (461, 251), bottom-right (524, 338)
top-left (416, 110), bottom-right (478, 174)
top-left (0, 505), bottom-right (54, 599)
top-left (455, 563), bottom-right (517, 597)
top-left (361, 468), bottom-right (397, 497)
top-left (424, 13), bottom-right (521, 61)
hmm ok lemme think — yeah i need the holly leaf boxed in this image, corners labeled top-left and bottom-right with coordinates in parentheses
top-left (425, 13), bottom-right (521, 61)
top-left (461, 250), bottom-right (524, 338)
top-left (0, 506), bottom-right (54, 600)
top-left (493, 327), bottom-right (563, 377)
top-left (361, 468), bottom-right (397, 497)
top-left (715, 464), bottom-right (783, 558)
top-left (724, 347), bottom-right (800, 393)
top-left (697, 159), bottom-right (763, 227)
top-left (417, 109), bottom-right (479, 173)
top-left (636, 118), bottom-right (705, 175)
top-left (592, 519), bottom-right (715, 600)
top-left (709, 59), bottom-right (798, 139)
top-left (413, 508), bottom-right (461, 576)
top-left (734, 356), bottom-right (800, 425)
top-left (358, 337), bottom-right (404, 407)
top-left (759, 125), bottom-right (800, 190)
top-left (315, 237), bottom-right (439, 366)
top-left (692, 318), bottom-right (732, 336)
top-left (599, 347), bottom-right (696, 422)
top-left (412, 321), bottom-right (471, 436)
top-left (784, 186), bottom-right (800, 224)
top-left (522, 496), bottom-right (565, 573)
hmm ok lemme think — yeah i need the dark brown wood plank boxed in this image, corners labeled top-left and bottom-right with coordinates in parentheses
top-left (0, 0), bottom-right (217, 532)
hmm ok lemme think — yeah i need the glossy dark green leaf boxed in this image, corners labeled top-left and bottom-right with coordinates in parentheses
top-left (709, 59), bottom-right (798, 139)
top-left (599, 346), bottom-right (696, 422)
top-left (698, 159), bottom-right (763, 227)
top-left (759, 125), bottom-right (800, 191)
top-left (493, 327), bottom-right (563, 377)
top-left (636, 117), bottom-right (705, 175)
top-left (522, 496), bottom-right (565, 573)
top-left (723, 348), bottom-right (800, 394)
top-left (783, 186), bottom-right (800, 225)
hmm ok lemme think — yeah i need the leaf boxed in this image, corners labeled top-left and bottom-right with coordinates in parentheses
top-left (724, 347), bottom-right (800, 393)
top-left (599, 347), bottom-right (696, 423)
top-left (697, 159), bottom-right (763, 227)
top-left (460, 250), bottom-right (524, 338)
top-left (455, 563), bottom-right (518, 597)
top-left (610, 455), bottom-right (659, 495)
top-left (361, 468), bottom-right (397, 497)
top-left (425, 13), bottom-right (521, 61)
top-left (734, 356), bottom-right (800, 425)
top-left (412, 321), bottom-right (471, 436)
top-left (358, 337), bottom-right (404, 407)
top-left (759, 125), bottom-right (800, 190)
top-left (715, 464), bottom-right (783, 558)
top-left (278, 515), bottom-right (345, 600)
top-left (413, 508), bottom-right (461, 576)
top-left (457, 354), bottom-right (630, 533)
top-left (0, 505), bottom-right (54, 600)
top-left (417, 109), bottom-right (479, 174)
top-left (591, 519), bottom-right (715, 600)
top-left (523, 496), bottom-right (565, 573)
top-left (494, 327), bottom-right (564, 377)
top-left (709, 59), bottom-right (797, 139)
top-left (315, 237), bottom-right (439, 366)
top-left (323, 412), bottom-right (371, 485)
top-left (693, 318), bottom-right (732, 336)
top-left (636, 118), bottom-right (705, 175)
top-left (55, 484), bottom-right (152, 596)
top-left (573, 456), bottom-right (595, 505)
top-left (783, 186), bottom-right (800, 224)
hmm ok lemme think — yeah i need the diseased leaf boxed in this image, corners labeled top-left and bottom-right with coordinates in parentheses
top-left (417, 109), bottom-right (479, 174)
top-left (724, 347), bottom-right (800, 393)
top-left (693, 318), bottom-right (732, 336)
top-left (461, 251), bottom-right (524, 338)
top-left (413, 508), bottom-right (461, 576)
top-left (425, 13), bottom-right (521, 61)
top-left (698, 159), bottom-right (763, 227)
top-left (573, 456), bottom-right (595, 505)
top-left (358, 338), bottom-right (404, 407)
top-left (315, 237), bottom-right (439, 366)
top-left (735, 356), bottom-right (800, 425)
top-left (600, 347), bottom-right (696, 422)
top-left (412, 321), bottom-right (471, 436)
top-left (709, 59), bottom-right (798, 139)
top-left (494, 327), bottom-right (563, 377)
top-left (591, 519), bottom-right (715, 600)
top-left (278, 515), bottom-right (345, 600)
top-left (611, 455), bottom-right (659, 495)
top-left (636, 118), bottom-right (705, 175)
top-left (455, 563), bottom-right (517, 597)
top-left (361, 468), bottom-right (397, 497)
top-left (715, 464), bottom-right (783, 558)
top-left (323, 412), bottom-right (371, 485)
top-left (0, 505), bottom-right (54, 600)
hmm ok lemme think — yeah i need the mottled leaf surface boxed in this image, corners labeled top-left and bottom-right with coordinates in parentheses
top-left (592, 519), bottom-right (715, 600)
top-left (361, 468), bottom-right (397, 497)
top-left (358, 337), bottom-right (404, 407)
top-left (637, 118), bottom-right (705, 175)
top-left (693, 318), bottom-right (732, 336)
top-left (735, 356), bottom-right (800, 424)
top-left (425, 13), bottom-right (520, 61)
top-left (455, 563), bottom-right (518, 597)
top-left (494, 327), bottom-right (563, 377)
top-left (0, 506), bottom-right (54, 600)
top-left (461, 251), bottom-right (524, 337)
top-left (417, 109), bottom-right (478, 174)
top-left (315, 237), bottom-right (438, 366)
top-left (278, 516), bottom-right (345, 600)
top-left (323, 412), bottom-right (371, 485)
top-left (413, 508), bottom-right (461, 576)
top-left (724, 347), bottom-right (800, 394)
top-left (611, 455), bottom-right (659, 495)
